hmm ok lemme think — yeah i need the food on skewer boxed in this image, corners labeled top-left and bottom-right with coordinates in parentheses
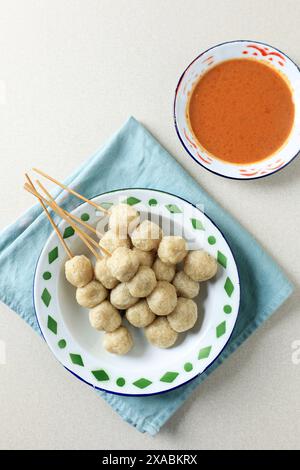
top-left (103, 326), bottom-right (133, 355)
top-left (125, 300), bottom-right (156, 328)
top-left (132, 247), bottom-right (155, 267)
top-left (110, 282), bottom-right (139, 310)
top-left (146, 280), bottom-right (177, 316)
top-left (65, 255), bottom-right (94, 287)
top-left (172, 271), bottom-right (200, 299)
top-left (184, 250), bottom-right (218, 281)
top-left (108, 203), bottom-right (140, 235)
top-left (152, 257), bottom-right (175, 282)
top-left (107, 246), bottom-right (139, 282)
top-left (131, 220), bottom-right (163, 251)
top-left (76, 280), bottom-right (108, 308)
top-left (99, 229), bottom-right (131, 255)
top-left (167, 297), bottom-right (198, 333)
top-left (89, 301), bottom-right (122, 332)
top-left (126, 266), bottom-right (157, 298)
top-left (144, 317), bottom-right (178, 349)
top-left (94, 257), bottom-right (119, 289)
top-left (25, 171), bottom-right (219, 356)
top-left (158, 235), bottom-right (188, 265)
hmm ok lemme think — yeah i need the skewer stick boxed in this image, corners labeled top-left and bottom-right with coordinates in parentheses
top-left (25, 182), bottom-right (99, 236)
top-left (24, 183), bottom-right (102, 261)
top-left (66, 211), bottom-right (98, 235)
top-left (36, 180), bottom-right (109, 256)
top-left (25, 180), bottom-right (99, 249)
top-left (32, 168), bottom-right (110, 214)
top-left (26, 183), bottom-right (101, 261)
top-left (25, 175), bottom-right (73, 259)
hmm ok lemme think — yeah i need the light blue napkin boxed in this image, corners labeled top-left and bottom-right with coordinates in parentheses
top-left (0, 117), bottom-right (293, 435)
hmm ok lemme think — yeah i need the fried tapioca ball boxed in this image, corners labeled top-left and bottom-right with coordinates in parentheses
top-left (184, 250), bottom-right (218, 281)
top-left (107, 246), bottom-right (139, 282)
top-left (146, 280), bottom-right (177, 316)
top-left (126, 266), bottom-right (157, 298)
top-left (103, 326), bottom-right (133, 355)
top-left (157, 236), bottom-right (188, 265)
top-left (172, 271), bottom-right (200, 299)
top-left (65, 255), bottom-right (93, 287)
top-left (76, 280), bottom-right (108, 308)
top-left (99, 229), bottom-right (131, 255)
top-left (126, 299), bottom-right (156, 328)
top-left (89, 300), bottom-right (122, 332)
top-left (152, 257), bottom-right (176, 282)
top-left (110, 282), bottom-right (139, 309)
top-left (109, 203), bottom-right (140, 236)
top-left (131, 220), bottom-right (163, 252)
top-left (167, 297), bottom-right (198, 333)
top-left (132, 247), bottom-right (155, 267)
top-left (94, 257), bottom-right (119, 289)
top-left (144, 317), bottom-right (178, 349)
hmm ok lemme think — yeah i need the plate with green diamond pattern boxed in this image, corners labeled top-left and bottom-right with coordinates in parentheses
top-left (34, 188), bottom-right (240, 396)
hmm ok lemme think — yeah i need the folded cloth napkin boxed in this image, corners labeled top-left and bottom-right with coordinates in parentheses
top-left (0, 117), bottom-right (293, 435)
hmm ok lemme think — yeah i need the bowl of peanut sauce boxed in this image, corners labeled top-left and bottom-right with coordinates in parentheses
top-left (174, 40), bottom-right (300, 179)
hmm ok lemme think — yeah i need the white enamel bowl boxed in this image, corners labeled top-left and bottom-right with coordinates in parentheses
top-left (34, 189), bottom-right (240, 396)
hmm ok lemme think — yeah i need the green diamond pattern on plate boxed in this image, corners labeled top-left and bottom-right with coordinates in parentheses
top-left (224, 277), bottom-right (234, 297)
top-left (63, 226), bottom-right (75, 239)
top-left (70, 353), bottom-right (84, 367)
top-left (100, 202), bottom-right (113, 211)
top-left (217, 251), bottom-right (227, 268)
top-left (41, 288), bottom-right (51, 307)
top-left (92, 369), bottom-right (109, 381)
top-left (123, 197), bottom-right (141, 206)
top-left (190, 218), bottom-right (205, 230)
top-left (48, 246), bottom-right (58, 264)
top-left (133, 378), bottom-right (152, 389)
top-left (160, 372), bottom-right (179, 383)
top-left (198, 346), bottom-right (212, 360)
top-left (165, 204), bottom-right (182, 214)
top-left (216, 321), bottom-right (226, 338)
top-left (47, 315), bottom-right (57, 334)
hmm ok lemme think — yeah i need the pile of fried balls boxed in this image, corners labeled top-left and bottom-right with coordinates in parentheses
top-left (65, 203), bottom-right (218, 355)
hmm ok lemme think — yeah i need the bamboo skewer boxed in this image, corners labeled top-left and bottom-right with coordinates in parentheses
top-left (24, 182), bottom-right (107, 256)
top-left (66, 211), bottom-right (98, 235)
top-left (32, 168), bottom-right (110, 214)
top-left (25, 174), bottom-right (73, 260)
top-left (24, 182), bottom-right (102, 261)
top-left (35, 180), bottom-right (109, 256)
top-left (24, 182), bottom-right (99, 236)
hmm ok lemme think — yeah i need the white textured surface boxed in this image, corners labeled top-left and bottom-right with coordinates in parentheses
top-left (0, 0), bottom-right (300, 450)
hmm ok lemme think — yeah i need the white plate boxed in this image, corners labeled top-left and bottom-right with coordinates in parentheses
top-left (34, 189), bottom-right (240, 396)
